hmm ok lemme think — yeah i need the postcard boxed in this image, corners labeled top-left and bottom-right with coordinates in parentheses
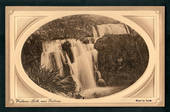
top-left (5, 6), bottom-right (165, 107)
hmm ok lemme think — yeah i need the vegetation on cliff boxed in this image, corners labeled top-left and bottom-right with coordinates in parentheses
top-left (94, 34), bottom-right (149, 86)
top-left (21, 14), bottom-right (149, 98)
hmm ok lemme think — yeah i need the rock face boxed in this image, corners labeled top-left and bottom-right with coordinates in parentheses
top-left (61, 41), bottom-right (74, 63)
top-left (94, 34), bottom-right (149, 86)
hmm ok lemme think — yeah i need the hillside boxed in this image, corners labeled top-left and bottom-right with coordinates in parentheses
top-left (21, 14), bottom-right (149, 98)
top-left (34, 14), bottom-right (121, 40)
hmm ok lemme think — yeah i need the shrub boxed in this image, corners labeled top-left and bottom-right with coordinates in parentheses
top-left (94, 34), bottom-right (149, 86)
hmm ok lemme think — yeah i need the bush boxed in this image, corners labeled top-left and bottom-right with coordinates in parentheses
top-left (21, 14), bottom-right (149, 98)
top-left (94, 34), bottom-right (149, 86)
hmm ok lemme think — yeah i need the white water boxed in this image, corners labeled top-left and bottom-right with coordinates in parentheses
top-left (40, 24), bottom-right (129, 98)
top-left (92, 24), bottom-right (130, 38)
top-left (41, 40), bottom-right (65, 76)
top-left (41, 39), bottom-right (99, 91)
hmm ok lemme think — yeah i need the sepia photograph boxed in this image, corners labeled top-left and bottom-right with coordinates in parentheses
top-left (5, 6), bottom-right (164, 107)
top-left (21, 14), bottom-right (149, 99)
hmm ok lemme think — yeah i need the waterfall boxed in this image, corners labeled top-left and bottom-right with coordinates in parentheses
top-left (41, 40), bottom-right (65, 76)
top-left (41, 39), bottom-right (98, 92)
top-left (39, 24), bottom-right (130, 98)
top-left (92, 24), bottom-right (130, 38)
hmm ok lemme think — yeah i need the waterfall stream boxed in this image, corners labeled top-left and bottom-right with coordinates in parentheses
top-left (41, 39), bottom-right (99, 92)
top-left (39, 23), bottom-right (129, 98)
top-left (92, 24), bottom-right (130, 38)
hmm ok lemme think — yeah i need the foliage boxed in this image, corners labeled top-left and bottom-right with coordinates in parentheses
top-left (21, 14), bottom-right (149, 97)
top-left (94, 34), bottom-right (149, 86)
top-left (33, 14), bottom-right (120, 40)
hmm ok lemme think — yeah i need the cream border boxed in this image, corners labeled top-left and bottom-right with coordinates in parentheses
top-left (5, 6), bottom-right (165, 107)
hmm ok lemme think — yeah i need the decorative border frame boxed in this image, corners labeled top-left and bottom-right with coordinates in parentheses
top-left (5, 6), bottom-right (165, 107)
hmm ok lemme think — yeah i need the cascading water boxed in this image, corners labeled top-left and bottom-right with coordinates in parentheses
top-left (41, 40), bottom-right (65, 76)
top-left (41, 39), bottom-right (99, 92)
top-left (92, 24), bottom-right (130, 38)
top-left (66, 40), bottom-right (98, 91)
top-left (41, 38), bottom-right (123, 98)
top-left (40, 23), bottom-right (131, 98)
